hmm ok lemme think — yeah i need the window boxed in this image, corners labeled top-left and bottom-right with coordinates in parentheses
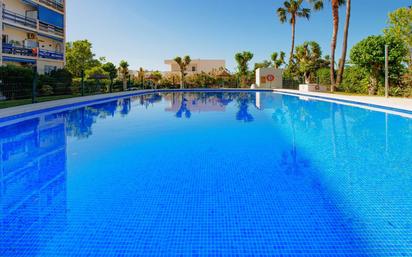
top-left (192, 66), bottom-right (196, 72)
top-left (38, 6), bottom-right (64, 28)
top-left (2, 35), bottom-right (8, 44)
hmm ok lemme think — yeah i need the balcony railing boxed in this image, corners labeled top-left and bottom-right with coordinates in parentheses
top-left (39, 0), bottom-right (64, 12)
top-left (2, 9), bottom-right (37, 29)
top-left (2, 44), bottom-right (37, 57)
top-left (39, 22), bottom-right (64, 37)
top-left (39, 49), bottom-right (64, 60)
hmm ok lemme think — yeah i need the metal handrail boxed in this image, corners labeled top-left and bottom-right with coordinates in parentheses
top-left (2, 9), bottom-right (37, 29)
top-left (39, 21), bottom-right (64, 37)
top-left (2, 45), bottom-right (37, 57)
top-left (39, 0), bottom-right (64, 12)
top-left (39, 49), bottom-right (64, 60)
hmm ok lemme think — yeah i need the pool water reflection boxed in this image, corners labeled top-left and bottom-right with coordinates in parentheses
top-left (1, 91), bottom-right (411, 256)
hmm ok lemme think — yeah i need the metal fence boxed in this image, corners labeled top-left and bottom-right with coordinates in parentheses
top-left (0, 71), bottom-right (305, 105)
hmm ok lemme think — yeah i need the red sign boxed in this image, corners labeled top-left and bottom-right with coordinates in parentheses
top-left (266, 74), bottom-right (275, 82)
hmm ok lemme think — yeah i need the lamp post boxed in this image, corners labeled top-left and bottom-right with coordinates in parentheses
top-left (385, 45), bottom-right (389, 98)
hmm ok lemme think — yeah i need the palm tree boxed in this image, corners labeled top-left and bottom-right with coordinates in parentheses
top-left (138, 67), bottom-right (145, 87)
top-left (174, 56), bottom-right (191, 89)
top-left (310, 0), bottom-right (346, 91)
top-left (118, 60), bottom-right (129, 91)
top-left (271, 51), bottom-right (286, 69)
top-left (294, 41), bottom-right (322, 83)
top-left (277, 0), bottom-right (311, 64)
top-left (235, 51), bottom-right (254, 87)
top-left (336, 0), bottom-right (351, 85)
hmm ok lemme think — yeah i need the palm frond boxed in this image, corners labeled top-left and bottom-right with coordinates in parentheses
top-left (277, 8), bottom-right (288, 23)
top-left (297, 8), bottom-right (311, 19)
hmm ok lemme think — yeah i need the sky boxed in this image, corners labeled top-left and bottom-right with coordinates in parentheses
top-left (67, 0), bottom-right (411, 72)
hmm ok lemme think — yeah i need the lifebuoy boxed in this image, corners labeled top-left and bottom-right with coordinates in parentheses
top-left (267, 74), bottom-right (275, 82)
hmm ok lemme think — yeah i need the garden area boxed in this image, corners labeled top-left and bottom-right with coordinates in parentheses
top-left (0, 5), bottom-right (411, 108)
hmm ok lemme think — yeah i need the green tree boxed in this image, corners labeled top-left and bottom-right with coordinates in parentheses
top-left (85, 66), bottom-right (109, 79)
top-left (235, 51), bottom-right (254, 86)
top-left (350, 35), bottom-right (408, 95)
top-left (174, 56), bottom-right (192, 89)
top-left (0, 65), bottom-right (34, 99)
top-left (148, 71), bottom-right (163, 86)
top-left (118, 60), bottom-right (129, 91)
top-left (138, 67), bottom-right (145, 86)
top-left (254, 60), bottom-right (272, 71)
top-left (384, 7), bottom-right (412, 65)
top-left (65, 40), bottom-right (95, 77)
top-left (310, 0), bottom-right (346, 91)
top-left (271, 51), bottom-right (286, 68)
top-left (340, 66), bottom-right (369, 94)
top-left (102, 62), bottom-right (117, 92)
top-left (277, 0), bottom-right (311, 64)
top-left (294, 41), bottom-right (322, 83)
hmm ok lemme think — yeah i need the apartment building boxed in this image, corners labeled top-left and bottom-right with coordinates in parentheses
top-left (164, 59), bottom-right (226, 74)
top-left (0, 0), bottom-right (65, 74)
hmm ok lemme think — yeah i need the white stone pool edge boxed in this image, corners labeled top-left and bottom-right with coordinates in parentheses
top-left (2, 88), bottom-right (412, 123)
top-left (275, 89), bottom-right (412, 112)
top-left (0, 90), bottom-right (157, 121)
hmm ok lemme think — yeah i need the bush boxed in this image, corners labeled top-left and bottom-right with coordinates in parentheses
top-left (72, 77), bottom-right (112, 95)
top-left (341, 67), bottom-right (368, 94)
top-left (317, 68), bottom-right (331, 86)
top-left (340, 66), bottom-right (369, 94)
top-left (186, 72), bottom-right (216, 88)
top-left (350, 35), bottom-right (408, 95)
top-left (0, 65), bottom-right (34, 99)
top-left (40, 85), bottom-right (54, 96)
top-left (38, 68), bottom-right (73, 95)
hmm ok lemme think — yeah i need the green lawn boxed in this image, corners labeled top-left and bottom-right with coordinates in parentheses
top-left (0, 95), bottom-right (77, 109)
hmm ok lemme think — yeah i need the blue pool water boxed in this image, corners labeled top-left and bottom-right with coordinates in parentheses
top-left (1, 91), bottom-right (411, 256)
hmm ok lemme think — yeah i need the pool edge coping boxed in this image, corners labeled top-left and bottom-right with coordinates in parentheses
top-left (274, 89), bottom-right (412, 116)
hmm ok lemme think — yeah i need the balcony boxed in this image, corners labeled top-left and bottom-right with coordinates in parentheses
top-left (39, 49), bottom-right (64, 60)
top-left (2, 44), bottom-right (37, 57)
top-left (2, 9), bottom-right (37, 29)
top-left (38, 0), bottom-right (64, 13)
top-left (39, 21), bottom-right (64, 37)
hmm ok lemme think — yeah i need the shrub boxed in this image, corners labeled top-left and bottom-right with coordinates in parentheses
top-left (38, 68), bottom-right (73, 95)
top-left (350, 35), bottom-right (408, 95)
top-left (40, 85), bottom-right (54, 96)
top-left (340, 66), bottom-right (369, 94)
top-left (0, 65), bottom-right (34, 99)
top-left (317, 68), bottom-right (331, 86)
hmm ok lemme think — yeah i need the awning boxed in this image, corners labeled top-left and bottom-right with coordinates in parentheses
top-left (38, 5), bottom-right (64, 28)
top-left (21, 0), bottom-right (38, 7)
top-left (3, 56), bottom-right (37, 64)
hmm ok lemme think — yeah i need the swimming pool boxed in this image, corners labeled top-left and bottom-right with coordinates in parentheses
top-left (1, 91), bottom-right (411, 256)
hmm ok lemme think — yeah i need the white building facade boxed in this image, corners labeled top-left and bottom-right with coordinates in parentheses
top-left (164, 59), bottom-right (226, 74)
top-left (255, 68), bottom-right (283, 89)
top-left (0, 0), bottom-right (65, 74)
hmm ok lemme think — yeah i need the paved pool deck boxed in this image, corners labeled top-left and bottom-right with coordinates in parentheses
top-left (1, 89), bottom-right (412, 122)
top-left (275, 89), bottom-right (412, 112)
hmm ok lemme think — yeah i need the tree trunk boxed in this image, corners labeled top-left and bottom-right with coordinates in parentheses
top-left (337, 0), bottom-right (351, 86)
top-left (369, 76), bottom-right (378, 95)
top-left (289, 17), bottom-right (296, 64)
top-left (123, 79), bottom-right (127, 91)
top-left (304, 73), bottom-right (310, 84)
top-left (330, 1), bottom-right (339, 92)
top-left (180, 71), bottom-right (184, 89)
